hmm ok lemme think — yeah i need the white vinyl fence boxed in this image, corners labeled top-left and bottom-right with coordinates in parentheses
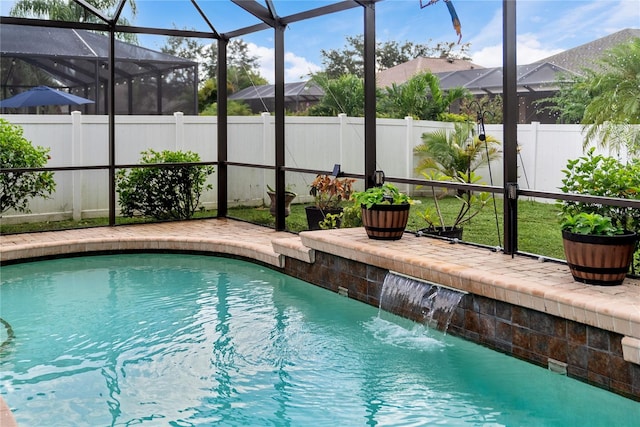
top-left (1, 112), bottom-right (627, 223)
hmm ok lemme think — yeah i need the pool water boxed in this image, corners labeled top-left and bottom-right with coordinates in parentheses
top-left (1, 254), bottom-right (638, 426)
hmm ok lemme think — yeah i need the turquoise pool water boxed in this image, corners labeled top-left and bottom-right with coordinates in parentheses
top-left (0, 253), bottom-right (638, 426)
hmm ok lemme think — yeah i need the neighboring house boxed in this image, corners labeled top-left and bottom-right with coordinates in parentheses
top-left (537, 28), bottom-right (640, 73)
top-left (375, 56), bottom-right (483, 88)
top-left (436, 62), bottom-right (578, 123)
top-left (228, 81), bottom-right (324, 114)
top-left (227, 28), bottom-right (640, 122)
top-left (434, 28), bottom-right (640, 123)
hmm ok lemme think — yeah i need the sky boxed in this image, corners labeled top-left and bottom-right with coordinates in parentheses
top-left (1, 0), bottom-right (639, 83)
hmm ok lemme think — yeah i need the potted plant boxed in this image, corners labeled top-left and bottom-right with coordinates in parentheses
top-left (416, 170), bottom-right (491, 239)
top-left (351, 183), bottom-right (414, 240)
top-left (560, 213), bottom-right (637, 285)
top-left (414, 121), bottom-right (501, 187)
top-left (306, 174), bottom-right (355, 230)
top-left (413, 121), bottom-right (500, 239)
top-left (267, 184), bottom-right (296, 217)
top-left (559, 149), bottom-right (640, 285)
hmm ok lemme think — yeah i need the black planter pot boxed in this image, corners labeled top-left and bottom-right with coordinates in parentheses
top-left (305, 206), bottom-right (343, 230)
top-left (418, 226), bottom-right (463, 240)
top-left (361, 203), bottom-right (410, 240)
top-left (562, 230), bottom-right (638, 285)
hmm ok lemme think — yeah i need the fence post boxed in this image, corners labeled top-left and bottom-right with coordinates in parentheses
top-left (174, 111), bottom-right (184, 151)
top-left (405, 116), bottom-right (414, 194)
top-left (262, 112), bottom-right (271, 202)
top-left (338, 113), bottom-right (346, 167)
top-left (71, 111), bottom-right (83, 221)
top-left (530, 121), bottom-right (539, 191)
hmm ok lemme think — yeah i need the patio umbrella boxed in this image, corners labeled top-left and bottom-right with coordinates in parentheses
top-left (0, 86), bottom-right (94, 108)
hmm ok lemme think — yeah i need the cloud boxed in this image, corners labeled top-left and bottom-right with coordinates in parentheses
top-left (472, 34), bottom-right (565, 68)
top-left (246, 42), bottom-right (320, 84)
top-left (468, 0), bottom-right (637, 68)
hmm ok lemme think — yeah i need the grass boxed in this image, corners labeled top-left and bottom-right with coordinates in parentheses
top-left (227, 196), bottom-right (566, 260)
top-left (1, 197), bottom-right (565, 260)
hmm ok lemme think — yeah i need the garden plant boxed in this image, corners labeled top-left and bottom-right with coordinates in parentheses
top-left (0, 118), bottom-right (56, 215)
top-left (116, 149), bottom-right (214, 220)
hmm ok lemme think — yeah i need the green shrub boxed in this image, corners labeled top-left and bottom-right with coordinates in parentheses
top-left (559, 148), bottom-right (640, 272)
top-left (559, 148), bottom-right (640, 232)
top-left (0, 118), bottom-right (55, 214)
top-left (116, 150), bottom-right (214, 220)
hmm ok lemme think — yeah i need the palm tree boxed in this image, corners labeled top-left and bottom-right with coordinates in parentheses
top-left (581, 37), bottom-right (640, 156)
top-left (414, 121), bottom-right (501, 179)
top-left (414, 121), bottom-right (500, 233)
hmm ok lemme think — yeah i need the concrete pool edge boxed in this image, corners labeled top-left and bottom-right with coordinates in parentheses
top-left (1, 218), bottom-right (639, 401)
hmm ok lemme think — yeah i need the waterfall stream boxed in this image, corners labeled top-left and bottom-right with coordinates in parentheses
top-left (379, 272), bottom-right (465, 333)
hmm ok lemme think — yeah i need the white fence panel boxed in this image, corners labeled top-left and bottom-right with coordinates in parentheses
top-left (2, 114), bottom-right (633, 223)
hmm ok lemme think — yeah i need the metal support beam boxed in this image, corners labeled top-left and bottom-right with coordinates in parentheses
top-left (362, 1), bottom-right (376, 189)
top-left (108, 28), bottom-right (116, 225)
top-left (502, 0), bottom-right (518, 254)
top-left (231, 0), bottom-right (277, 27)
top-left (217, 38), bottom-right (229, 219)
top-left (274, 25), bottom-right (286, 230)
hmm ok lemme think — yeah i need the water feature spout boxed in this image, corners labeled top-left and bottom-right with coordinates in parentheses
top-left (379, 272), bottom-right (466, 333)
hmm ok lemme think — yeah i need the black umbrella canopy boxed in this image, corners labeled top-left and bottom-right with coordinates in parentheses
top-left (0, 85), bottom-right (95, 108)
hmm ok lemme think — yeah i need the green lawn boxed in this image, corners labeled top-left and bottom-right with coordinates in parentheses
top-left (0, 197), bottom-right (566, 260)
top-left (226, 196), bottom-right (566, 260)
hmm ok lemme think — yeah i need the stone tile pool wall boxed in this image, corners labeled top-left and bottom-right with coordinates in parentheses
top-left (284, 250), bottom-right (640, 401)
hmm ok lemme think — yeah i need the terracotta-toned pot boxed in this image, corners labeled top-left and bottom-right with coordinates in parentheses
top-left (562, 230), bottom-right (637, 285)
top-left (361, 203), bottom-right (410, 240)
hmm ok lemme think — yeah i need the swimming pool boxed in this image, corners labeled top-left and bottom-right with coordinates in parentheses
top-left (1, 253), bottom-right (638, 426)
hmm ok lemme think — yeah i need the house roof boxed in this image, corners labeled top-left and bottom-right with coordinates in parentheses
top-left (435, 28), bottom-right (640, 95)
top-left (532, 28), bottom-right (640, 74)
top-left (436, 62), bottom-right (577, 95)
top-left (376, 56), bottom-right (483, 88)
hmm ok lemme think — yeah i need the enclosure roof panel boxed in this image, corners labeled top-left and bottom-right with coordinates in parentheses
top-left (0, 23), bottom-right (195, 65)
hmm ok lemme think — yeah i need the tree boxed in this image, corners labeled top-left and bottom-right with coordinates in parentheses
top-left (308, 74), bottom-right (369, 117)
top-left (533, 75), bottom-right (589, 124)
top-left (200, 100), bottom-right (252, 116)
top-left (0, 119), bottom-right (56, 214)
top-left (161, 36), bottom-right (268, 111)
top-left (378, 72), bottom-right (469, 120)
top-left (321, 35), bottom-right (471, 78)
top-left (581, 37), bottom-right (640, 155)
top-left (161, 33), bottom-right (213, 84)
top-left (11, 0), bottom-right (138, 42)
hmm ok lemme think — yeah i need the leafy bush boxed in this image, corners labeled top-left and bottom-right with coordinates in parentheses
top-left (559, 148), bottom-right (640, 232)
top-left (0, 118), bottom-right (56, 214)
top-left (116, 150), bottom-right (214, 220)
top-left (559, 148), bottom-right (640, 272)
